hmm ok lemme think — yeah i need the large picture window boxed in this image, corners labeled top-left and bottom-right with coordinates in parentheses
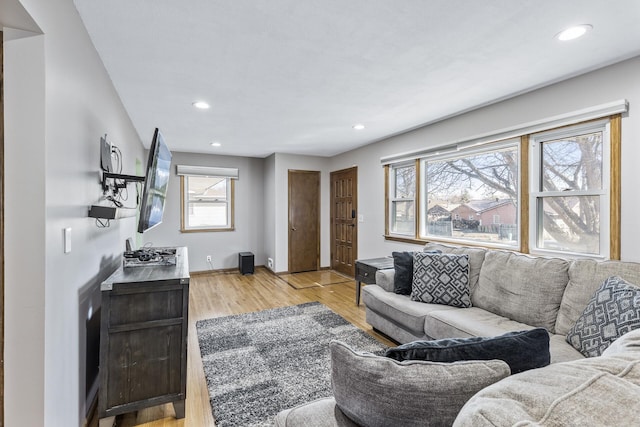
top-left (420, 140), bottom-right (519, 247)
top-left (383, 107), bottom-right (622, 259)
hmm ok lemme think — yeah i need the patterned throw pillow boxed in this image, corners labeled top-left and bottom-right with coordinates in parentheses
top-left (566, 276), bottom-right (640, 357)
top-left (411, 252), bottom-right (471, 308)
top-left (392, 249), bottom-right (442, 295)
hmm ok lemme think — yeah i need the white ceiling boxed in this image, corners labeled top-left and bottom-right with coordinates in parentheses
top-left (73, 0), bottom-right (640, 158)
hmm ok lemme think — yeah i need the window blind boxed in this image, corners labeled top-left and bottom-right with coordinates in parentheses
top-left (176, 165), bottom-right (239, 179)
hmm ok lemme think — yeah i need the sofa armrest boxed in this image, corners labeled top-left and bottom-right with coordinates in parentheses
top-left (375, 268), bottom-right (395, 292)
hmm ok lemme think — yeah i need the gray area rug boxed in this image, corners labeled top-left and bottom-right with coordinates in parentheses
top-left (196, 302), bottom-right (388, 426)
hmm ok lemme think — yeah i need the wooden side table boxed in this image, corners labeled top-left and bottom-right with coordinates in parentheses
top-left (355, 257), bottom-right (394, 305)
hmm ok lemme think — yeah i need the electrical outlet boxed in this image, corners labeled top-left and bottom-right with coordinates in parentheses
top-left (206, 255), bottom-right (212, 262)
top-left (267, 258), bottom-right (274, 268)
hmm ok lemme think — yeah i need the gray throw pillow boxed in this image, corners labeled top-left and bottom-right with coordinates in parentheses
top-left (393, 249), bottom-right (442, 295)
top-left (411, 252), bottom-right (471, 307)
top-left (330, 340), bottom-right (510, 427)
top-left (566, 276), bottom-right (640, 357)
top-left (385, 328), bottom-right (550, 374)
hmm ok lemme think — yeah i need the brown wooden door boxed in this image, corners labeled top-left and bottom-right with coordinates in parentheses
top-left (288, 170), bottom-right (320, 273)
top-left (331, 167), bottom-right (357, 277)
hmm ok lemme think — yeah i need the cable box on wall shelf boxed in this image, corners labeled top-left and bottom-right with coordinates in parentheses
top-left (123, 247), bottom-right (177, 268)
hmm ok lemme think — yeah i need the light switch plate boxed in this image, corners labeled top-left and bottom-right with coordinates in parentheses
top-left (358, 214), bottom-right (364, 223)
top-left (64, 227), bottom-right (72, 253)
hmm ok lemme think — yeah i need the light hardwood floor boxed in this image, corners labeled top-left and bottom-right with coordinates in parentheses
top-left (105, 267), bottom-right (394, 427)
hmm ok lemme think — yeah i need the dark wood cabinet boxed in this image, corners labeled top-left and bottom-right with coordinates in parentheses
top-left (99, 247), bottom-right (189, 424)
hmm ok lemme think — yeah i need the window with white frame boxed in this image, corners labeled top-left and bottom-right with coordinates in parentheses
top-left (388, 163), bottom-right (416, 236)
top-left (530, 120), bottom-right (609, 256)
top-left (178, 165), bottom-right (237, 232)
top-left (420, 139), bottom-right (520, 247)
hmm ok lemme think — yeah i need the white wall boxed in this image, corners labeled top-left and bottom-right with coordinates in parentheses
top-left (143, 151), bottom-right (266, 272)
top-left (263, 154), bottom-right (276, 270)
top-left (330, 55), bottom-right (640, 262)
top-left (272, 153), bottom-right (331, 272)
top-left (4, 33), bottom-right (46, 427)
top-left (5, 0), bottom-right (145, 426)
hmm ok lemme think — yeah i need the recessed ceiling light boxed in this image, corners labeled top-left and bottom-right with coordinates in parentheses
top-left (210, 142), bottom-right (221, 147)
top-left (352, 123), bottom-right (365, 130)
top-left (556, 24), bottom-right (592, 41)
top-left (192, 101), bottom-right (210, 109)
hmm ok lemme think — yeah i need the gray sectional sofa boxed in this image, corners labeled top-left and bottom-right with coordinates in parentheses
top-left (364, 242), bottom-right (640, 363)
top-left (275, 243), bottom-right (640, 426)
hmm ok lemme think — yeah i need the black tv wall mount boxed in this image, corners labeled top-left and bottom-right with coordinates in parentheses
top-left (101, 172), bottom-right (145, 192)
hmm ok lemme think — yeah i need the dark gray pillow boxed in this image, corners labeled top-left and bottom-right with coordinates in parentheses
top-left (566, 276), bottom-right (640, 357)
top-left (411, 252), bottom-right (471, 307)
top-left (385, 328), bottom-right (550, 374)
top-left (392, 249), bottom-right (441, 295)
top-left (392, 251), bottom-right (415, 295)
top-left (330, 340), bottom-right (510, 427)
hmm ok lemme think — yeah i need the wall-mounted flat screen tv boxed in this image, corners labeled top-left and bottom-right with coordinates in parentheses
top-left (138, 128), bottom-right (172, 233)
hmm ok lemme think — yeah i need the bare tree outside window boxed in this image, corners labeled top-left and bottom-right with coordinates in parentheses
top-left (423, 144), bottom-right (519, 245)
top-left (537, 130), bottom-right (603, 254)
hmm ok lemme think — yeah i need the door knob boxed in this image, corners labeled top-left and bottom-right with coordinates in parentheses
top-left (292, 227), bottom-right (297, 231)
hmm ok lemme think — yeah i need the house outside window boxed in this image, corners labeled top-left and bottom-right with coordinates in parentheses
top-left (389, 163), bottom-right (415, 236)
top-left (420, 140), bottom-right (520, 247)
top-left (530, 120), bottom-right (610, 257)
top-left (178, 165), bottom-right (238, 232)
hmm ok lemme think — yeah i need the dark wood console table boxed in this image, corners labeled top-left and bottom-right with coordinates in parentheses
top-left (98, 247), bottom-right (189, 426)
top-left (355, 257), bottom-right (394, 305)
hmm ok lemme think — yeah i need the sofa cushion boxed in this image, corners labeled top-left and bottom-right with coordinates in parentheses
top-left (411, 252), bottom-right (471, 308)
top-left (474, 250), bottom-right (569, 333)
top-left (454, 351), bottom-right (640, 427)
top-left (549, 333), bottom-right (584, 363)
top-left (330, 340), bottom-right (510, 427)
top-left (363, 285), bottom-right (457, 336)
top-left (556, 258), bottom-right (640, 335)
top-left (423, 243), bottom-right (486, 294)
top-left (566, 276), bottom-right (640, 357)
top-left (275, 397), bottom-right (358, 427)
top-left (384, 328), bottom-right (549, 374)
top-left (424, 306), bottom-right (535, 339)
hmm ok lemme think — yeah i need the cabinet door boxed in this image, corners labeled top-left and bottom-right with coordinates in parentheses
top-left (105, 324), bottom-right (183, 408)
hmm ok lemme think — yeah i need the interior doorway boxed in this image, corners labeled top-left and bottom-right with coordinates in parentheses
top-left (330, 167), bottom-right (357, 277)
top-left (288, 170), bottom-right (320, 273)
